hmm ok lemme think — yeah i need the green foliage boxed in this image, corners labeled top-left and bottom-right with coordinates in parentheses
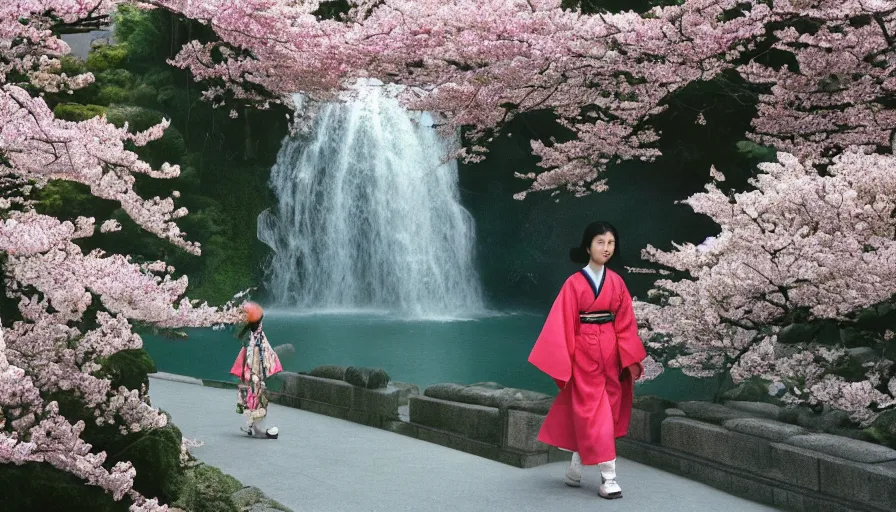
top-left (0, 463), bottom-right (130, 512)
top-left (174, 464), bottom-right (242, 512)
top-left (105, 423), bottom-right (185, 504)
top-left (97, 85), bottom-right (131, 105)
top-left (98, 348), bottom-right (157, 391)
top-left (86, 44), bottom-right (129, 73)
top-left (52, 103), bottom-right (107, 121)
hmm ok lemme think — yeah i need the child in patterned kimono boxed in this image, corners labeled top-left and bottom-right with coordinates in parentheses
top-left (231, 303), bottom-right (283, 439)
top-left (528, 221), bottom-right (647, 499)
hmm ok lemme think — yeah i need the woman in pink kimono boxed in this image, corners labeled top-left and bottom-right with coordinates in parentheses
top-left (231, 303), bottom-right (283, 439)
top-left (528, 221), bottom-right (647, 499)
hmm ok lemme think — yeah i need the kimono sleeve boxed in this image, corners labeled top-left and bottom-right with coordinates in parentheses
top-left (613, 277), bottom-right (648, 370)
top-left (528, 278), bottom-right (579, 389)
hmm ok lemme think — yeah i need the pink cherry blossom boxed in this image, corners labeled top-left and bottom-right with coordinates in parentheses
top-left (638, 151), bottom-right (896, 425)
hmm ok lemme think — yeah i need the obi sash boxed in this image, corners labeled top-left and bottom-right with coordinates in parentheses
top-left (580, 310), bottom-right (615, 324)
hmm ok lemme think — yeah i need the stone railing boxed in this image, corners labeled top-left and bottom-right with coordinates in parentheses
top-left (263, 368), bottom-right (895, 512)
top-left (266, 371), bottom-right (568, 468)
top-left (620, 399), bottom-right (896, 512)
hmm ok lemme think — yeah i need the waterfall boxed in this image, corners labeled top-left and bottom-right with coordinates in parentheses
top-left (257, 85), bottom-right (485, 319)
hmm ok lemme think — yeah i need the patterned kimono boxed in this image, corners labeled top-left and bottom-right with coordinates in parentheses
top-left (528, 266), bottom-right (647, 465)
top-left (230, 322), bottom-right (283, 431)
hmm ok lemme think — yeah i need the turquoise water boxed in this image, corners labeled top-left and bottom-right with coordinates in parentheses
top-left (143, 310), bottom-right (717, 401)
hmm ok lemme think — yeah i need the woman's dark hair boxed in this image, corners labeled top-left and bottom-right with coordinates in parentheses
top-left (237, 317), bottom-right (263, 339)
top-left (569, 221), bottom-right (620, 265)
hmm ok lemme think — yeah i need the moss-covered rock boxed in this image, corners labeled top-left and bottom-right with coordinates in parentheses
top-left (175, 464), bottom-right (242, 512)
top-left (424, 382), bottom-right (554, 413)
top-left (344, 366), bottom-right (390, 389)
top-left (310, 365), bottom-right (348, 381)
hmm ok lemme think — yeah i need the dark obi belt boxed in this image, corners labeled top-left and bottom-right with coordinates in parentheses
top-left (579, 311), bottom-right (615, 324)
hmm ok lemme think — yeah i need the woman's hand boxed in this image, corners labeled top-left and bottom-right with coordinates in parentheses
top-left (626, 363), bottom-right (643, 381)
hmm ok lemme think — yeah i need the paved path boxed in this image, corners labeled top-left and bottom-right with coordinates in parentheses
top-left (149, 376), bottom-right (777, 512)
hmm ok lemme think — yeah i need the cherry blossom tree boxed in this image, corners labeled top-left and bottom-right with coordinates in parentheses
top-left (636, 150), bottom-right (896, 425)
top-left (149, 0), bottom-right (896, 423)
top-left (154, 0), bottom-right (773, 197)
top-left (1, 2), bottom-right (240, 509)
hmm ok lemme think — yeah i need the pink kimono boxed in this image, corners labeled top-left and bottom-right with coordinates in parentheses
top-left (230, 324), bottom-right (283, 423)
top-left (528, 267), bottom-right (647, 465)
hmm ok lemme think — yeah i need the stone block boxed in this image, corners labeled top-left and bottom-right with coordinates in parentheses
top-left (382, 420), bottom-right (418, 438)
top-left (498, 450), bottom-right (549, 469)
top-left (409, 396), bottom-right (502, 444)
top-left (548, 447), bottom-right (573, 463)
top-left (627, 408), bottom-right (662, 444)
top-left (771, 489), bottom-right (854, 512)
top-left (415, 425), bottom-right (502, 461)
top-left (726, 431), bottom-right (773, 472)
top-left (666, 408), bottom-right (686, 417)
top-left (819, 458), bottom-right (896, 510)
top-left (268, 392), bottom-right (301, 410)
top-left (391, 382), bottom-right (421, 406)
top-left (726, 476), bottom-right (774, 505)
top-left (661, 417), bottom-right (732, 461)
top-left (351, 387), bottom-right (401, 420)
top-left (676, 401), bottom-right (758, 424)
top-left (722, 418), bottom-right (807, 441)
top-left (300, 399), bottom-right (350, 421)
top-left (504, 410), bottom-right (549, 452)
top-left (769, 442), bottom-right (820, 490)
top-left (786, 433), bottom-right (896, 463)
top-left (347, 410), bottom-right (380, 428)
top-left (292, 374), bottom-right (354, 408)
top-left (678, 458), bottom-right (732, 491)
top-left (275, 372), bottom-right (302, 396)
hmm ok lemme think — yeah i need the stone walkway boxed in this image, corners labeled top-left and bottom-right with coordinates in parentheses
top-left (149, 376), bottom-right (777, 512)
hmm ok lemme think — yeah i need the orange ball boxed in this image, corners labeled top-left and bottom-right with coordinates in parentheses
top-left (243, 302), bottom-right (263, 323)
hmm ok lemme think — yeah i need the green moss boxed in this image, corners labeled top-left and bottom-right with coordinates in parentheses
top-left (53, 103), bottom-right (107, 122)
top-left (87, 44), bottom-right (129, 73)
top-left (174, 464), bottom-right (242, 512)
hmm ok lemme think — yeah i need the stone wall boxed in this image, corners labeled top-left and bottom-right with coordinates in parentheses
top-left (214, 371), bottom-right (896, 511)
top-left (265, 373), bottom-right (567, 468)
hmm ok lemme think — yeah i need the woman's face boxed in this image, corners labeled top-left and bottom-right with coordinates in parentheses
top-left (587, 232), bottom-right (615, 265)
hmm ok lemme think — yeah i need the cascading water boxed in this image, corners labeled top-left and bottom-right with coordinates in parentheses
top-left (257, 85), bottom-right (485, 319)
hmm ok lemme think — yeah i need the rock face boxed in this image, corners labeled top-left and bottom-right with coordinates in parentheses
top-left (423, 382), bottom-right (554, 415)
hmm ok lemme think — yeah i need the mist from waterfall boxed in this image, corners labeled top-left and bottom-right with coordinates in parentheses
top-left (257, 85), bottom-right (485, 319)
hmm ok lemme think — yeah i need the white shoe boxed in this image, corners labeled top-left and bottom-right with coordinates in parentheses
top-left (563, 452), bottom-right (583, 487)
top-left (598, 459), bottom-right (623, 499)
